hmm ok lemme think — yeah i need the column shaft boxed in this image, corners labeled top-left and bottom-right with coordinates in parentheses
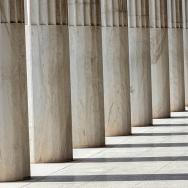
top-left (101, 0), bottom-right (131, 136)
top-left (0, 0), bottom-right (30, 181)
top-left (168, 0), bottom-right (185, 111)
top-left (26, 0), bottom-right (73, 163)
top-left (69, 0), bottom-right (105, 148)
top-left (150, 0), bottom-right (171, 118)
top-left (128, 0), bottom-right (153, 126)
top-left (183, 0), bottom-right (188, 106)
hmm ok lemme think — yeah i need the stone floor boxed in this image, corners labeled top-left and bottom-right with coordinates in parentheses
top-left (2, 111), bottom-right (188, 188)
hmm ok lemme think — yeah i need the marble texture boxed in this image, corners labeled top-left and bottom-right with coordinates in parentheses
top-left (100, 0), bottom-right (128, 27)
top-left (167, 0), bottom-right (185, 112)
top-left (68, 0), bottom-right (101, 26)
top-left (128, 0), bottom-right (152, 127)
top-left (27, 0), bottom-right (68, 25)
top-left (182, 0), bottom-right (188, 106)
top-left (0, 0), bottom-right (24, 23)
top-left (69, 26), bottom-right (105, 148)
top-left (0, 24), bottom-right (30, 182)
top-left (183, 29), bottom-right (188, 106)
top-left (26, 25), bottom-right (72, 163)
top-left (0, 0), bottom-right (30, 182)
top-left (129, 28), bottom-right (152, 127)
top-left (150, 29), bottom-right (170, 118)
top-left (168, 29), bottom-right (185, 112)
top-left (69, 1), bottom-right (105, 148)
top-left (149, 0), bottom-right (171, 118)
top-left (26, 0), bottom-right (73, 163)
top-left (102, 27), bottom-right (131, 136)
top-left (101, 0), bottom-right (131, 136)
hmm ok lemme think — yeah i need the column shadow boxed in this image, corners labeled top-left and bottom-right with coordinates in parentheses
top-left (153, 124), bottom-right (188, 127)
top-left (73, 156), bottom-right (188, 163)
top-left (170, 117), bottom-right (188, 119)
top-left (105, 143), bottom-right (188, 148)
top-left (30, 173), bottom-right (188, 182)
top-left (132, 132), bottom-right (188, 136)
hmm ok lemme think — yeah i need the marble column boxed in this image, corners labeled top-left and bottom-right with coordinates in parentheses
top-left (0, 0), bottom-right (30, 181)
top-left (149, 0), bottom-right (171, 118)
top-left (128, 0), bottom-right (153, 127)
top-left (101, 0), bottom-right (131, 136)
top-left (168, 0), bottom-right (185, 112)
top-left (182, 0), bottom-right (188, 106)
top-left (68, 0), bottom-right (105, 148)
top-left (26, 0), bottom-right (73, 163)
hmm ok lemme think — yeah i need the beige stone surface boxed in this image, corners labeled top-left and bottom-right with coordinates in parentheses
top-left (168, 0), bottom-right (185, 112)
top-left (68, 0), bottom-right (105, 148)
top-left (101, 0), bottom-right (131, 136)
top-left (128, 0), bottom-right (152, 127)
top-left (69, 26), bottom-right (105, 148)
top-left (26, 0), bottom-right (73, 163)
top-left (183, 29), bottom-right (188, 106)
top-left (0, 24), bottom-right (30, 181)
top-left (26, 25), bottom-right (73, 163)
top-left (129, 28), bottom-right (152, 127)
top-left (150, 29), bottom-right (170, 118)
top-left (182, 0), bottom-right (188, 106)
top-left (102, 27), bottom-right (131, 136)
top-left (149, 0), bottom-right (170, 118)
top-left (168, 29), bottom-right (185, 112)
top-left (0, 0), bottom-right (30, 182)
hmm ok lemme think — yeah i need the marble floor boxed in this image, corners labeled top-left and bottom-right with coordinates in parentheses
top-left (2, 111), bottom-right (188, 188)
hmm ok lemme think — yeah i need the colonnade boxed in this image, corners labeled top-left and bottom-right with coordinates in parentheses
top-left (0, 0), bottom-right (187, 182)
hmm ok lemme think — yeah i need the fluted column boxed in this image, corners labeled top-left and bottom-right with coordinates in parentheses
top-left (69, 0), bottom-right (105, 147)
top-left (168, 0), bottom-right (185, 111)
top-left (0, 0), bottom-right (30, 181)
top-left (26, 0), bottom-right (73, 163)
top-left (101, 1), bottom-right (131, 136)
top-left (183, 0), bottom-right (188, 106)
top-left (128, 0), bottom-right (152, 126)
top-left (149, 0), bottom-right (171, 118)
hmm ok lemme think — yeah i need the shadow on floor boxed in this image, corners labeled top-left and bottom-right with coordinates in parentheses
top-left (30, 174), bottom-right (188, 182)
top-left (105, 143), bottom-right (188, 148)
top-left (153, 124), bottom-right (188, 127)
top-left (73, 156), bottom-right (188, 163)
top-left (132, 132), bottom-right (188, 136)
top-left (170, 116), bottom-right (188, 119)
